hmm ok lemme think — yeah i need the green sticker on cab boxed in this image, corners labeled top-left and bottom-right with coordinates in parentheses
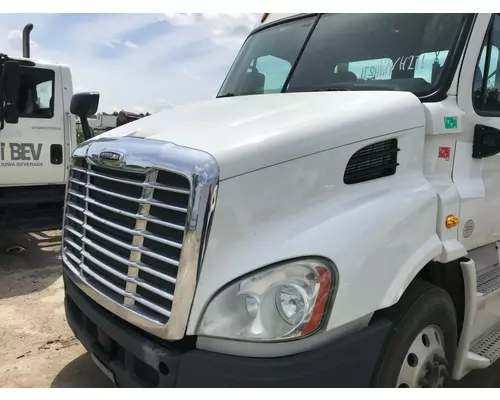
top-left (444, 117), bottom-right (458, 129)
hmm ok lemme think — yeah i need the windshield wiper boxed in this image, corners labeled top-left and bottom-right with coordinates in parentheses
top-left (291, 83), bottom-right (397, 93)
top-left (313, 87), bottom-right (352, 92)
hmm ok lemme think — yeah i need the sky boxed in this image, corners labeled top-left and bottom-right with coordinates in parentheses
top-left (0, 13), bottom-right (260, 113)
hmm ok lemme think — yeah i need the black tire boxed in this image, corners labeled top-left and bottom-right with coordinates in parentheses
top-left (373, 280), bottom-right (457, 388)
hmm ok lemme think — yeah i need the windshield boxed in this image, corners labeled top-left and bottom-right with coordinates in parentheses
top-left (218, 13), bottom-right (470, 98)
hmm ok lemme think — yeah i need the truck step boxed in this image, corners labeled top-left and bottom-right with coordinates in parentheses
top-left (476, 264), bottom-right (500, 295)
top-left (470, 322), bottom-right (500, 364)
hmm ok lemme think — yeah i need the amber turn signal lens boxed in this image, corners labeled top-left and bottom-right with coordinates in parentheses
top-left (445, 214), bottom-right (459, 229)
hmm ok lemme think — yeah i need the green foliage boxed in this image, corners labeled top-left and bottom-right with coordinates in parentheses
top-left (76, 127), bottom-right (85, 144)
top-left (97, 111), bottom-right (153, 117)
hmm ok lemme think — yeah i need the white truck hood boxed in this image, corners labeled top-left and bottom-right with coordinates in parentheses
top-left (96, 91), bottom-right (425, 180)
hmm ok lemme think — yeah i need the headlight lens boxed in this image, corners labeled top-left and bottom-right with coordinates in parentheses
top-left (197, 259), bottom-right (334, 341)
top-left (276, 284), bottom-right (306, 326)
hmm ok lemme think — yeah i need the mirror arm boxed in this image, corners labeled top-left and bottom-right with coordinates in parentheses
top-left (0, 55), bottom-right (4, 131)
top-left (0, 92), bottom-right (4, 131)
top-left (80, 116), bottom-right (93, 141)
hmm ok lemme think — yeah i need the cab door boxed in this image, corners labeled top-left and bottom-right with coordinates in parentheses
top-left (455, 14), bottom-right (500, 250)
top-left (0, 62), bottom-right (65, 186)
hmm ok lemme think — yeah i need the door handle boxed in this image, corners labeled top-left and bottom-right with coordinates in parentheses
top-left (50, 144), bottom-right (63, 165)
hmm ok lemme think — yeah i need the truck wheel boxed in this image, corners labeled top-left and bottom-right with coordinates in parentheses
top-left (373, 280), bottom-right (457, 388)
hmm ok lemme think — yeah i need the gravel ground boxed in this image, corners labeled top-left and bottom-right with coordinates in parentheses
top-left (0, 226), bottom-right (499, 388)
top-left (0, 228), bottom-right (113, 388)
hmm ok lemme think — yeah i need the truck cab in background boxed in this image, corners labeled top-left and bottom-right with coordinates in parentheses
top-left (116, 110), bottom-right (140, 127)
top-left (0, 24), bottom-right (98, 229)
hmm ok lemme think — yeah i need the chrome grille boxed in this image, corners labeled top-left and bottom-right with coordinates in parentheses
top-left (63, 157), bottom-right (191, 325)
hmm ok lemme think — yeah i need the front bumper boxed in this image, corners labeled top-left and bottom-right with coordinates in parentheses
top-left (64, 271), bottom-right (392, 388)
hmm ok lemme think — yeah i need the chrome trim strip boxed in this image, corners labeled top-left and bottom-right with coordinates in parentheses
top-left (135, 262), bottom-right (177, 284)
top-left (68, 190), bottom-right (85, 199)
top-left (137, 246), bottom-right (179, 267)
top-left (62, 136), bottom-right (219, 340)
top-left (64, 225), bottom-right (83, 239)
top-left (67, 202), bottom-right (85, 213)
top-left (69, 177), bottom-right (85, 186)
top-left (65, 237), bottom-right (82, 252)
top-left (66, 213), bottom-right (84, 225)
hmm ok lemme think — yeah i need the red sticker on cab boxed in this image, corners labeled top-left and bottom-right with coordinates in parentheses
top-left (438, 146), bottom-right (451, 161)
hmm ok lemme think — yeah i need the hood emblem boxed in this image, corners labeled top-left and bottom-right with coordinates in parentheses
top-left (99, 150), bottom-right (124, 166)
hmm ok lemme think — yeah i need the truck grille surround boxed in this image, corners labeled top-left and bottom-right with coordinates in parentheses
top-left (61, 137), bottom-right (219, 340)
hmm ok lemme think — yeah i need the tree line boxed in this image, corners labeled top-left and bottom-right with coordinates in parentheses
top-left (87, 111), bottom-right (152, 118)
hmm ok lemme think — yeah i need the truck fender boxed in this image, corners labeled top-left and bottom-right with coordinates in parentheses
top-left (380, 234), bottom-right (443, 308)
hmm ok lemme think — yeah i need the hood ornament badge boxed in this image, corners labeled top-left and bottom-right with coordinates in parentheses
top-left (98, 150), bottom-right (125, 167)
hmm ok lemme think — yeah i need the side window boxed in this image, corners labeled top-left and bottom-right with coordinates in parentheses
top-left (255, 55), bottom-right (291, 93)
top-left (17, 67), bottom-right (55, 119)
top-left (473, 15), bottom-right (500, 113)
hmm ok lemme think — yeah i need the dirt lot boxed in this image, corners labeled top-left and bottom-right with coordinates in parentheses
top-left (0, 226), bottom-right (500, 388)
top-left (0, 227), bottom-right (113, 388)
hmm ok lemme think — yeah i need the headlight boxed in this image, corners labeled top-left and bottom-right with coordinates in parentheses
top-left (197, 259), bottom-right (334, 342)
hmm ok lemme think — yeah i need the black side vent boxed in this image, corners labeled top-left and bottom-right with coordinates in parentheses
top-left (344, 139), bottom-right (400, 185)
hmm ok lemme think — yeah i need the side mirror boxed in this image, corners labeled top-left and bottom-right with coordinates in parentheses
top-left (0, 61), bottom-right (20, 127)
top-left (70, 92), bottom-right (99, 117)
top-left (3, 103), bottom-right (19, 124)
top-left (2, 61), bottom-right (20, 104)
top-left (473, 124), bottom-right (500, 159)
top-left (71, 92), bottom-right (99, 141)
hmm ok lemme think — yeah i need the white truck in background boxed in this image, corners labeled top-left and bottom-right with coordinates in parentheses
top-left (59, 13), bottom-right (500, 388)
top-left (78, 111), bottom-right (140, 137)
top-left (96, 114), bottom-right (116, 131)
top-left (77, 115), bottom-right (114, 136)
top-left (0, 24), bottom-right (98, 230)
